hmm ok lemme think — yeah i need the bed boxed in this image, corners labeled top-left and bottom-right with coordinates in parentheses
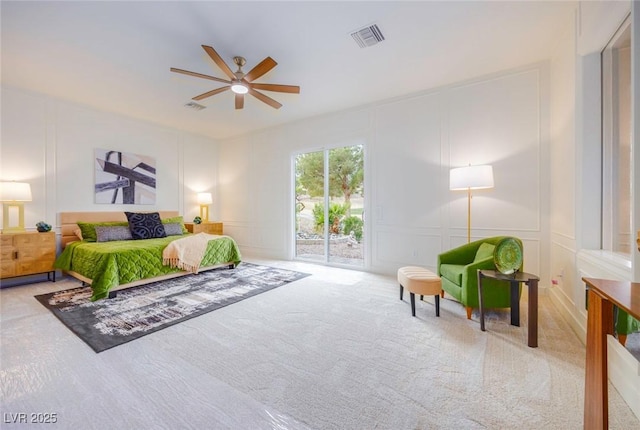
top-left (55, 211), bottom-right (242, 301)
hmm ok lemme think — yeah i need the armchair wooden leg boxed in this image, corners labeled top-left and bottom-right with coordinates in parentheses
top-left (466, 307), bottom-right (472, 320)
top-left (440, 290), bottom-right (445, 298)
top-left (618, 334), bottom-right (627, 346)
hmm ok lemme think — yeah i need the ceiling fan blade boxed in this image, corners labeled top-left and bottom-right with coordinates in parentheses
top-left (250, 83), bottom-right (300, 94)
top-left (170, 68), bottom-right (231, 84)
top-left (248, 88), bottom-right (282, 109)
top-left (202, 45), bottom-right (235, 80)
top-left (193, 86), bottom-right (230, 101)
top-left (235, 93), bottom-right (244, 110)
top-left (243, 57), bottom-right (277, 82)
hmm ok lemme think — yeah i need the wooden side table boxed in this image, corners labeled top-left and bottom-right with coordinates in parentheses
top-left (0, 231), bottom-right (56, 282)
top-left (185, 222), bottom-right (223, 235)
top-left (477, 269), bottom-right (539, 347)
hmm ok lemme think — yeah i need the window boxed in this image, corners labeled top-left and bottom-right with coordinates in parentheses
top-left (602, 16), bottom-right (631, 254)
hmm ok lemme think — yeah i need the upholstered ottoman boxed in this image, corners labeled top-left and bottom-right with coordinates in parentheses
top-left (398, 266), bottom-right (442, 317)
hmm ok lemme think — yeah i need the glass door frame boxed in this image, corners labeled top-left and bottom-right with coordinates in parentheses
top-left (291, 138), bottom-right (368, 269)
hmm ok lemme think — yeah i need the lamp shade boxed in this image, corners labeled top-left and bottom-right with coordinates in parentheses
top-left (0, 182), bottom-right (32, 201)
top-left (449, 165), bottom-right (494, 190)
top-left (197, 192), bottom-right (213, 205)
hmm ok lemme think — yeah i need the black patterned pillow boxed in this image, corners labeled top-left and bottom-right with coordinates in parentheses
top-left (95, 226), bottom-right (133, 242)
top-left (163, 223), bottom-right (184, 236)
top-left (125, 212), bottom-right (166, 240)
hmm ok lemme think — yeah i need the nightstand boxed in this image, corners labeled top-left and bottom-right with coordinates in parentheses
top-left (0, 231), bottom-right (56, 282)
top-left (185, 222), bottom-right (223, 235)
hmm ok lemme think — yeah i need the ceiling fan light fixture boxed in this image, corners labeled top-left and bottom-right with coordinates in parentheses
top-left (231, 81), bottom-right (248, 94)
top-left (171, 45), bottom-right (298, 109)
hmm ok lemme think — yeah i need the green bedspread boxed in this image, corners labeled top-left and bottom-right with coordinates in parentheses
top-left (55, 235), bottom-right (242, 301)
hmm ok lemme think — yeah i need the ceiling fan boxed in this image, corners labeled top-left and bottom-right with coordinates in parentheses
top-left (171, 45), bottom-right (300, 110)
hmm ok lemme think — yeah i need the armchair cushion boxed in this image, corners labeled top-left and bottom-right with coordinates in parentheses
top-left (474, 243), bottom-right (495, 262)
top-left (440, 264), bottom-right (464, 285)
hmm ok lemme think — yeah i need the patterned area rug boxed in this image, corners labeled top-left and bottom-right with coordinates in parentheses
top-left (35, 263), bottom-right (310, 353)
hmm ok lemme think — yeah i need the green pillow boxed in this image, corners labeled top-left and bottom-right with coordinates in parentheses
top-left (77, 221), bottom-right (129, 242)
top-left (162, 216), bottom-right (188, 234)
top-left (78, 216), bottom-right (188, 241)
top-left (474, 243), bottom-right (495, 262)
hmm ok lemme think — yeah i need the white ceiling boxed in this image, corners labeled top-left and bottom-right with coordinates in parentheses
top-left (1, 1), bottom-right (575, 140)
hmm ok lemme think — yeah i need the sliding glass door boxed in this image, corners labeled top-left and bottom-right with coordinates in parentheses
top-left (295, 149), bottom-right (326, 263)
top-left (294, 145), bottom-right (364, 267)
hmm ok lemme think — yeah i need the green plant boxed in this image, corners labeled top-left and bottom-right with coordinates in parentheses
top-left (296, 145), bottom-right (364, 216)
top-left (313, 202), bottom-right (347, 234)
top-left (342, 216), bottom-right (363, 242)
top-left (36, 221), bottom-right (52, 232)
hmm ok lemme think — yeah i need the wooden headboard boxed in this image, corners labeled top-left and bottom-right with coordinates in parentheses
top-left (60, 211), bottom-right (179, 248)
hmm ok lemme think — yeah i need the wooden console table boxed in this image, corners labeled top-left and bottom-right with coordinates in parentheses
top-left (582, 277), bottom-right (640, 429)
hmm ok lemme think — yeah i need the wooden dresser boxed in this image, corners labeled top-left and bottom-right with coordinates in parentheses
top-left (185, 222), bottom-right (223, 235)
top-left (0, 231), bottom-right (56, 282)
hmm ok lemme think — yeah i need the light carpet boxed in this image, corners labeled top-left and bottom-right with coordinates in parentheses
top-left (2, 260), bottom-right (638, 429)
top-left (154, 263), bottom-right (639, 429)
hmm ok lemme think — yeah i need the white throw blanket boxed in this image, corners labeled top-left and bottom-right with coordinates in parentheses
top-left (162, 233), bottom-right (220, 274)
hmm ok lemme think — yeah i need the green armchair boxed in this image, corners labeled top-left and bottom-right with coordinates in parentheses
top-left (437, 236), bottom-right (524, 319)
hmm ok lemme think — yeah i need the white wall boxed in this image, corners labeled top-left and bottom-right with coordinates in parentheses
top-left (0, 86), bottom-right (220, 233)
top-left (548, 0), bottom-right (639, 419)
top-left (633, 0), bottom-right (640, 283)
top-left (219, 108), bottom-right (371, 261)
top-left (549, 6), bottom-right (580, 323)
top-left (548, 0), bottom-right (634, 333)
top-left (219, 64), bottom-right (549, 281)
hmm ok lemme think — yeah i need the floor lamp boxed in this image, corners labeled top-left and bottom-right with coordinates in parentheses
top-left (450, 165), bottom-right (494, 242)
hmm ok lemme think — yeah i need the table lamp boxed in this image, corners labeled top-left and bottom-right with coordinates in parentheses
top-left (450, 165), bottom-right (494, 242)
top-left (0, 181), bottom-right (32, 232)
top-left (197, 192), bottom-right (212, 222)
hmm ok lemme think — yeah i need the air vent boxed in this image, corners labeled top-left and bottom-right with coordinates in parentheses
top-left (184, 101), bottom-right (206, 111)
top-left (350, 24), bottom-right (385, 48)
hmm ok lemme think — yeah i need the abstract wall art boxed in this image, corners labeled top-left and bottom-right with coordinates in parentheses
top-left (94, 148), bottom-right (156, 204)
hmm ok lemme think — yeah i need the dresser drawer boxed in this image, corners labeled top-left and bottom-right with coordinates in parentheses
top-left (17, 259), bottom-right (53, 275)
top-left (15, 232), bottom-right (55, 247)
top-left (187, 222), bottom-right (223, 235)
top-left (1, 235), bottom-right (14, 247)
top-left (1, 259), bottom-right (16, 278)
top-left (0, 247), bottom-right (15, 260)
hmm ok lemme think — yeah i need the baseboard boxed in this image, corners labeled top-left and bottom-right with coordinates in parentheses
top-left (239, 247), bottom-right (288, 260)
top-left (549, 286), bottom-right (587, 344)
